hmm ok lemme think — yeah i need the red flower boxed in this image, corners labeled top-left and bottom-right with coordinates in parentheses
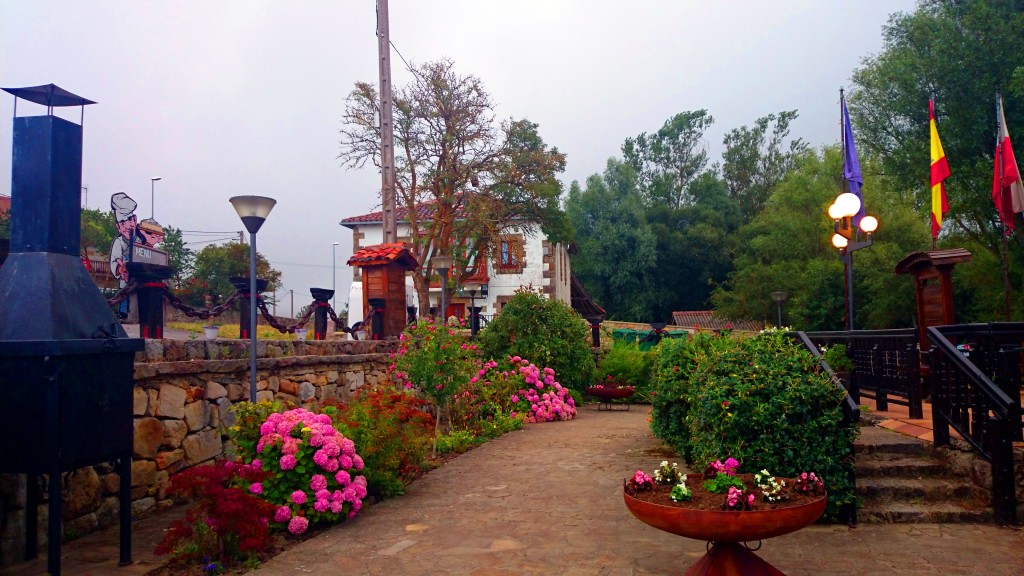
top-left (722, 400), bottom-right (730, 408)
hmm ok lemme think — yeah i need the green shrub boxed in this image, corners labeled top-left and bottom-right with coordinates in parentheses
top-left (649, 330), bottom-right (856, 520)
top-left (596, 339), bottom-right (655, 398)
top-left (476, 288), bottom-right (595, 392)
top-left (436, 430), bottom-right (480, 454)
top-left (820, 343), bottom-right (854, 372)
top-left (331, 388), bottom-right (435, 499)
top-left (226, 400), bottom-right (286, 462)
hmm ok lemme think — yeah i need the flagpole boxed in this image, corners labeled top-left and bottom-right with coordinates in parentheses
top-left (839, 87), bottom-right (851, 331)
top-left (931, 90), bottom-right (938, 250)
top-left (996, 90), bottom-right (1012, 319)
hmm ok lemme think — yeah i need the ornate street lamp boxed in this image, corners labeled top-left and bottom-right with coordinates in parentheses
top-left (827, 193), bottom-right (879, 331)
top-left (463, 281), bottom-right (481, 337)
top-left (229, 195), bottom-right (276, 402)
top-left (429, 254), bottom-right (453, 324)
top-left (770, 291), bottom-right (787, 329)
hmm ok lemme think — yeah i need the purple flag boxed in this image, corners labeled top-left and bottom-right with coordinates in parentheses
top-left (842, 98), bottom-right (865, 226)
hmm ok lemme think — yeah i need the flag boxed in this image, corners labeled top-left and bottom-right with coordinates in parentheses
top-left (842, 98), bottom-right (865, 226)
top-left (929, 99), bottom-right (950, 238)
top-left (993, 95), bottom-right (1024, 232)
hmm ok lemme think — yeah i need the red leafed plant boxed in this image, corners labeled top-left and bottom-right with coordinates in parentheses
top-left (155, 461), bottom-right (277, 566)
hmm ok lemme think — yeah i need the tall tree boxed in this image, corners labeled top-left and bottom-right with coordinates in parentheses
top-left (338, 59), bottom-right (567, 316)
top-left (161, 226), bottom-right (194, 288)
top-left (849, 0), bottom-right (1024, 319)
top-left (191, 242), bottom-right (281, 305)
top-left (622, 110), bottom-right (715, 208)
top-left (565, 160), bottom-right (658, 320)
top-left (80, 208), bottom-right (116, 255)
top-left (721, 110), bottom-right (809, 220)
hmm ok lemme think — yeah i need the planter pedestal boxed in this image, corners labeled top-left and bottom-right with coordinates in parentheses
top-left (623, 476), bottom-right (826, 576)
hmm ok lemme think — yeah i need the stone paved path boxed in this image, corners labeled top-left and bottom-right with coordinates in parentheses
top-left (2, 407), bottom-right (1021, 575)
top-left (250, 408), bottom-right (1024, 576)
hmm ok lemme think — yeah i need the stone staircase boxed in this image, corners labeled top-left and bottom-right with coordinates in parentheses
top-left (855, 424), bottom-right (993, 522)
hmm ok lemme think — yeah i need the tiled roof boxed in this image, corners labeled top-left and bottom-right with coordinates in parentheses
top-left (671, 310), bottom-right (765, 332)
top-left (346, 242), bottom-right (419, 269)
top-left (0, 194), bottom-right (10, 216)
top-left (340, 199), bottom-right (470, 227)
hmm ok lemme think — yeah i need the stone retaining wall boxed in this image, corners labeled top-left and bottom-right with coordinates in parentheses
top-left (0, 338), bottom-right (395, 567)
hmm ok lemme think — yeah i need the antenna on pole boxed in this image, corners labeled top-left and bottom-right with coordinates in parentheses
top-left (377, 0), bottom-right (397, 243)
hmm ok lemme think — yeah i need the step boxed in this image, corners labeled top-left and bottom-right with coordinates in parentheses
top-left (858, 502), bottom-right (993, 523)
top-left (854, 425), bottom-right (927, 456)
top-left (856, 455), bottom-right (948, 477)
top-left (856, 476), bottom-right (986, 503)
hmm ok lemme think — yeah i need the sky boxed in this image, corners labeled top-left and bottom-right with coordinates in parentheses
top-left (1, 0), bottom-right (916, 316)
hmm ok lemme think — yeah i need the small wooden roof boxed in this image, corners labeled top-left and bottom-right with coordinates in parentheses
top-left (895, 248), bottom-right (972, 275)
top-left (346, 242), bottom-right (419, 270)
top-left (570, 274), bottom-right (605, 321)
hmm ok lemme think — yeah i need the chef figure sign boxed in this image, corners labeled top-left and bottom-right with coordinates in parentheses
top-left (109, 192), bottom-right (138, 317)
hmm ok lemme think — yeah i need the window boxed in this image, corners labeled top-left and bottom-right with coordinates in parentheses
top-left (496, 235), bottom-right (525, 274)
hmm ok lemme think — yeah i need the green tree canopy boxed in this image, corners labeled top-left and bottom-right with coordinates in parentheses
top-left (191, 242), bottom-right (282, 305)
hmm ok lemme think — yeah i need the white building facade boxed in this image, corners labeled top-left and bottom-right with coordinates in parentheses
top-left (341, 207), bottom-right (571, 325)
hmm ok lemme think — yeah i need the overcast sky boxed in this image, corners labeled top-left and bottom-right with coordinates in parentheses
top-left (1, 0), bottom-right (915, 315)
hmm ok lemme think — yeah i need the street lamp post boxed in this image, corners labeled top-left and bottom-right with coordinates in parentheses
top-left (332, 241), bottom-right (339, 311)
top-left (150, 177), bottom-right (161, 219)
top-left (430, 254), bottom-right (453, 324)
top-left (464, 282), bottom-right (481, 337)
top-left (828, 193), bottom-right (879, 331)
top-left (229, 195), bottom-right (277, 402)
top-left (770, 291), bottom-right (787, 329)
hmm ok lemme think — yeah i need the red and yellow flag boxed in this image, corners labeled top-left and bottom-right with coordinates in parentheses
top-left (929, 99), bottom-right (950, 238)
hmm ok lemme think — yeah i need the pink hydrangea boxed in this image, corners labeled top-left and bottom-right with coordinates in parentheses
top-left (279, 454), bottom-right (297, 470)
top-left (291, 490), bottom-right (307, 504)
top-left (274, 506), bottom-right (291, 522)
top-left (249, 482), bottom-right (263, 495)
top-left (310, 474), bottom-right (327, 492)
top-left (287, 516), bottom-right (309, 535)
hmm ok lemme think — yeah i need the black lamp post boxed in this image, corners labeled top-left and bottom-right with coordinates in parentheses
top-left (464, 281), bottom-right (481, 337)
top-left (430, 254), bottom-right (452, 324)
top-left (828, 193), bottom-right (878, 331)
top-left (770, 291), bottom-right (787, 329)
top-left (230, 195), bottom-right (276, 402)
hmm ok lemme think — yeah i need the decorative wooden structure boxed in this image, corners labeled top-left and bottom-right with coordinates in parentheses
top-left (347, 242), bottom-right (418, 339)
top-left (895, 248), bottom-right (973, 351)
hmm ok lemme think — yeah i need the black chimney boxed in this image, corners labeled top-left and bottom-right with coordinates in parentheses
top-left (0, 84), bottom-right (143, 575)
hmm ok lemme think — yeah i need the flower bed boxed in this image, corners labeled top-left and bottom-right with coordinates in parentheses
top-left (625, 473), bottom-right (822, 512)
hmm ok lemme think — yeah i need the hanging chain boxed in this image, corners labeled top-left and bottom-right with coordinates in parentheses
top-left (162, 288), bottom-right (242, 320)
top-left (256, 298), bottom-right (317, 333)
top-left (105, 279), bottom-right (142, 306)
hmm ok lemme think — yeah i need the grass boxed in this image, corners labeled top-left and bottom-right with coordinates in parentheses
top-left (167, 321), bottom-right (310, 340)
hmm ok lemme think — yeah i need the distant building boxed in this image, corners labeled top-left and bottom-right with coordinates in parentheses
top-left (671, 310), bottom-right (765, 333)
top-left (340, 202), bottom-right (571, 324)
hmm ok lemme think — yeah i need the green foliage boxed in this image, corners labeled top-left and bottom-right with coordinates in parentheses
top-left (648, 330), bottom-right (856, 520)
top-left (703, 474), bottom-right (746, 495)
top-left (436, 430), bottom-right (480, 454)
top-left (80, 208), bottom-right (116, 254)
top-left (226, 400), bottom-right (285, 462)
top-left (331, 388), bottom-right (435, 499)
top-left (622, 109), bottom-right (715, 209)
top-left (161, 226), bottom-right (195, 288)
top-left (596, 339), bottom-right (654, 397)
top-left (820, 343), bottom-right (854, 373)
top-left (476, 288), bottom-right (595, 391)
top-left (192, 241), bottom-right (282, 305)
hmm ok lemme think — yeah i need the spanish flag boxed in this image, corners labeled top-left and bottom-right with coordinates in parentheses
top-left (929, 99), bottom-right (950, 238)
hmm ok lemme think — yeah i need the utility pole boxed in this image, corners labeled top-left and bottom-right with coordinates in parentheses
top-left (290, 289), bottom-right (294, 318)
top-left (377, 0), bottom-right (397, 243)
top-left (239, 231), bottom-right (245, 244)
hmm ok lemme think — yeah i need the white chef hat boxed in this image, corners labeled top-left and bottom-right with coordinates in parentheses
top-left (111, 192), bottom-right (137, 222)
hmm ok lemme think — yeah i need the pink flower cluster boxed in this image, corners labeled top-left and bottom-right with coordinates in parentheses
top-left (255, 408), bottom-right (367, 534)
top-left (794, 471), bottom-right (825, 496)
top-left (705, 457), bottom-right (740, 477)
top-left (509, 358), bottom-right (576, 423)
top-left (724, 486), bottom-right (755, 511)
top-left (629, 469), bottom-right (654, 492)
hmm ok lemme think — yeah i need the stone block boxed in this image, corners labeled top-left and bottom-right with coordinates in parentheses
top-left (155, 471), bottom-right (170, 500)
top-left (131, 460), bottom-right (157, 488)
top-left (227, 383), bottom-right (244, 402)
top-left (146, 389), bottom-right (159, 416)
top-left (100, 472), bottom-right (120, 495)
top-left (321, 384), bottom-right (338, 402)
top-left (279, 379), bottom-right (299, 396)
top-left (299, 382), bottom-right (316, 401)
top-left (133, 387), bottom-right (149, 415)
top-left (131, 497), bottom-right (156, 518)
top-left (256, 390), bottom-right (275, 403)
top-left (217, 398), bottom-right (236, 428)
top-left (63, 512), bottom-right (98, 541)
top-left (183, 429), bottom-right (222, 465)
top-left (345, 370), bottom-right (366, 389)
top-left (183, 400), bottom-right (210, 432)
top-left (133, 417), bottom-right (165, 459)
top-left (303, 373), bottom-right (318, 384)
top-left (206, 380), bottom-right (227, 400)
top-left (316, 375), bottom-right (327, 387)
top-left (185, 386), bottom-right (206, 402)
top-left (162, 419), bottom-right (188, 449)
top-left (143, 339), bottom-right (164, 362)
top-left (327, 370), bottom-right (339, 384)
top-left (95, 496), bottom-right (120, 529)
top-left (62, 467), bottom-right (101, 519)
top-left (154, 449), bottom-right (186, 472)
top-left (156, 384), bottom-right (187, 419)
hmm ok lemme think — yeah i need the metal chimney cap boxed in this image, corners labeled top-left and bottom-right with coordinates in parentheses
top-left (2, 84), bottom-right (96, 107)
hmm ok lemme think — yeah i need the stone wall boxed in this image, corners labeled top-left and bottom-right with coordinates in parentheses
top-left (0, 338), bottom-right (394, 567)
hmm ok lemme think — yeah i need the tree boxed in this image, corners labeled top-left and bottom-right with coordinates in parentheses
top-left (849, 0), bottom-right (1024, 319)
top-left (565, 160), bottom-right (658, 320)
top-left (161, 226), bottom-right (194, 288)
top-left (339, 58), bottom-right (568, 317)
top-left (191, 242), bottom-right (282, 305)
top-left (80, 208), bottom-right (116, 255)
top-left (721, 111), bottom-right (809, 220)
top-left (622, 110), bottom-right (715, 209)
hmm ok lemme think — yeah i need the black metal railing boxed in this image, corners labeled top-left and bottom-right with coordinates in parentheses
top-left (927, 326), bottom-right (1020, 524)
top-left (792, 331), bottom-right (860, 525)
top-left (804, 329), bottom-right (923, 418)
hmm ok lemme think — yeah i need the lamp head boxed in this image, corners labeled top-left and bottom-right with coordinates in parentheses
top-left (859, 215), bottom-right (879, 234)
top-left (770, 291), bottom-right (787, 303)
top-left (430, 254), bottom-right (453, 272)
top-left (834, 193), bottom-right (861, 218)
top-left (827, 202), bottom-right (844, 220)
top-left (151, 176), bottom-right (161, 182)
top-left (230, 195), bottom-right (277, 234)
top-left (832, 233), bottom-right (849, 249)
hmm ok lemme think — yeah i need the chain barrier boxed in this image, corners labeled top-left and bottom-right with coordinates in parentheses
top-left (105, 279), bottom-right (142, 306)
top-left (162, 288), bottom-right (242, 320)
top-left (256, 297), bottom-right (318, 334)
top-left (327, 303), bottom-right (354, 335)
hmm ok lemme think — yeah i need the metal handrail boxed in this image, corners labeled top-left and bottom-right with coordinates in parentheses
top-left (926, 325), bottom-right (1019, 524)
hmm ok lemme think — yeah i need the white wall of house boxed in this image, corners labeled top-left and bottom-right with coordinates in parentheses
top-left (343, 221), bottom-right (569, 324)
